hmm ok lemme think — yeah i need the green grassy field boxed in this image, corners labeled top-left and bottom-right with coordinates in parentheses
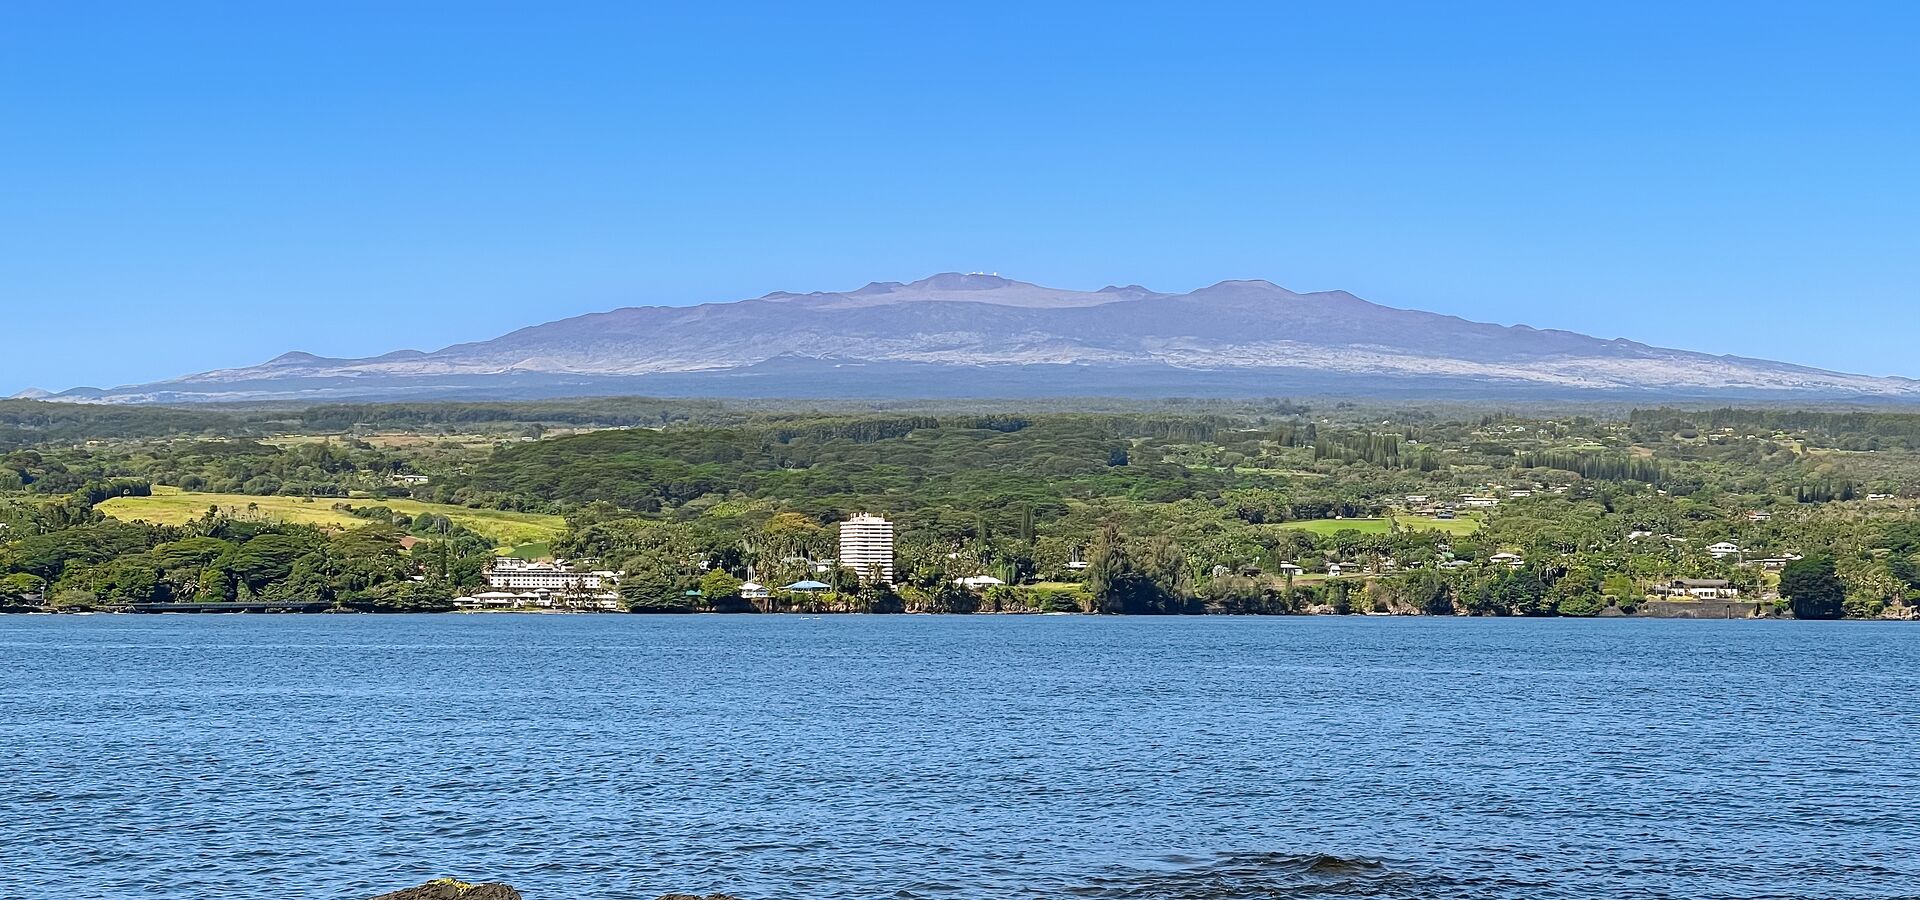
top-left (1276, 515), bottom-right (1481, 536)
top-left (505, 540), bottom-right (554, 560)
top-left (97, 486), bottom-right (566, 550)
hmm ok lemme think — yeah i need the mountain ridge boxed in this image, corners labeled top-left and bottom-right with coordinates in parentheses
top-left (27, 273), bottom-right (1920, 403)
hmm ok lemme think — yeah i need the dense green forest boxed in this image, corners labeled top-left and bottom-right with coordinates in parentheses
top-left (4, 398), bottom-right (1920, 619)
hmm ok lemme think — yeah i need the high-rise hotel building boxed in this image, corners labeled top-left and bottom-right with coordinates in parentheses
top-left (838, 514), bottom-right (896, 582)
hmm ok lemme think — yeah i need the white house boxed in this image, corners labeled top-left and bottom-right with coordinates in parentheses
top-left (739, 581), bottom-right (770, 600)
top-left (1707, 542), bottom-right (1742, 559)
top-left (1460, 496), bottom-right (1501, 508)
top-left (953, 575), bottom-right (1006, 589)
top-left (1660, 578), bottom-right (1741, 600)
top-left (1489, 552), bottom-right (1525, 568)
top-left (1326, 563), bottom-right (1346, 577)
top-left (1276, 563), bottom-right (1305, 577)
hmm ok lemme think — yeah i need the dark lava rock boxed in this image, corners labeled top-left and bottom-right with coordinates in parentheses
top-left (370, 878), bottom-right (523, 900)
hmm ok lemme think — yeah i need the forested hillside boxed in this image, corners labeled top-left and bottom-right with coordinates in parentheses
top-left (4, 399), bottom-right (1920, 619)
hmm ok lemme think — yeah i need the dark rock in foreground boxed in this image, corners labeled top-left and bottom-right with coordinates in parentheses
top-left (370, 879), bottom-right (522, 900)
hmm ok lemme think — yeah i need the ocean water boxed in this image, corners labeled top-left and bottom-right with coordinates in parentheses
top-left (2, 614), bottom-right (1916, 900)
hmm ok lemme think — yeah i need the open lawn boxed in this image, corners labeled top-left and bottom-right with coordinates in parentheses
top-left (1279, 572), bottom-right (1366, 584)
top-left (1276, 515), bottom-right (1481, 536)
top-left (97, 486), bottom-right (566, 550)
top-left (505, 541), bottom-right (554, 560)
top-left (1277, 518), bottom-right (1393, 536)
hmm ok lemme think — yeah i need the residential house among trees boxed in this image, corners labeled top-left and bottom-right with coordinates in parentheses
top-left (1658, 578), bottom-right (1741, 600)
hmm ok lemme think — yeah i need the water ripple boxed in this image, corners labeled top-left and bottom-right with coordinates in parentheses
top-left (2, 615), bottom-right (1917, 899)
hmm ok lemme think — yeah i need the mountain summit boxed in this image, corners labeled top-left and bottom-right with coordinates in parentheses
top-left (50, 274), bottom-right (1920, 403)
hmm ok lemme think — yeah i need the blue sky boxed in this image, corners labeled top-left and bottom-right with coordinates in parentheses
top-left (2, 2), bottom-right (1915, 392)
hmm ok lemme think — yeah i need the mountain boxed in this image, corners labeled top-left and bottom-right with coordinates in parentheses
top-left (40, 274), bottom-right (1920, 403)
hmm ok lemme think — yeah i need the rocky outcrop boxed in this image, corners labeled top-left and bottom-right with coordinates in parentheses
top-left (370, 879), bottom-right (522, 900)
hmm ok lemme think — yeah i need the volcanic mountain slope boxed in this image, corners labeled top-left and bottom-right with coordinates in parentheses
top-left (39, 273), bottom-right (1920, 403)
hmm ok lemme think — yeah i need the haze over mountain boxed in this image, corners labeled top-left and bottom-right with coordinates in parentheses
top-left (33, 274), bottom-right (1920, 404)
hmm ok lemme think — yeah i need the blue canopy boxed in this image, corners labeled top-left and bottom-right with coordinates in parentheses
top-left (782, 580), bottom-right (832, 591)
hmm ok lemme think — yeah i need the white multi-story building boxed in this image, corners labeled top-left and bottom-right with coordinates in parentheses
top-left (838, 514), bottom-right (895, 582)
top-left (485, 557), bottom-right (619, 593)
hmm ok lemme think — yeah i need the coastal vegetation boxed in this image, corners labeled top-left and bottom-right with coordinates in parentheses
top-left (5, 398), bottom-right (1920, 619)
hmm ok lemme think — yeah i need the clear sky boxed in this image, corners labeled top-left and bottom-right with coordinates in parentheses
top-left (2, 2), bottom-right (1915, 392)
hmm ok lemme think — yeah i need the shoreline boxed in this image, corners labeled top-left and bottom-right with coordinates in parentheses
top-left (5, 606), bottom-right (1904, 620)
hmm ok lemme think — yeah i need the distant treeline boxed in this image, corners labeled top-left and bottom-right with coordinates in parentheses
top-left (1517, 450), bottom-right (1665, 484)
top-left (1311, 431), bottom-right (1442, 471)
top-left (1632, 407), bottom-right (1920, 449)
top-left (0, 397), bottom-right (760, 446)
top-left (0, 397), bottom-right (1262, 447)
top-left (0, 401), bottom-right (243, 447)
top-left (449, 413), bottom-right (1252, 515)
top-left (286, 398), bottom-right (745, 430)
